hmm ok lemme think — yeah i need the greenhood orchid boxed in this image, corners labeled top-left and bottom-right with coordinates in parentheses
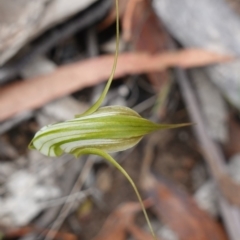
top-left (29, 1), bottom-right (190, 239)
top-left (29, 106), bottom-right (189, 157)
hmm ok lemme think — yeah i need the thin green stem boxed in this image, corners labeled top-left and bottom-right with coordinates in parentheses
top-left (75, 148), bottom-right (157, 240)
top-left (78, 0), bottom-right (119, 117)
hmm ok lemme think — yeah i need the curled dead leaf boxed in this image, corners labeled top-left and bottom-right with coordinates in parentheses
top-left (142, 173), bottom-right (228, 240)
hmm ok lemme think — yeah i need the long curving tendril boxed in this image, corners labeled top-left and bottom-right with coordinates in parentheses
top-left (77, 0), bottom-right (120, 118)
top-left (74, 148), bottom-right (157, 239)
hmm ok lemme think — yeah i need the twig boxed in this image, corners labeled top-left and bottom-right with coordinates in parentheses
top-left (40, 188), bottom-right (93, 209)
top-left (0, 111), bottom-right (33, 135)
top-left (44, 156), bottom-right (95, 240)
top-left (0, 139), bottom-right (18, 159)
top-left (31, 154), bottom-right (74, 181)
top-left (20, 157), bottom-right (86, 240)
top-left (86, 27), bottom-right (99, 57)
top-left (122, 0), bottom-right (143, 41)
top-left (0, 0), bottom-right (112, 83)
top-left (175, 67), bottom-right (240, 240)
top-left (133, 95), bottom-right (157, 113)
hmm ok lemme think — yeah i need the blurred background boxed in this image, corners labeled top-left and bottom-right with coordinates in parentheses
top-left (0, 0), bottom-right (240, 239)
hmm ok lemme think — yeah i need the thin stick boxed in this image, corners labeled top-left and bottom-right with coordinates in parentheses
top-left (76, 148), bottom-right (157, 240)
top-left (44, 157), bottom-right (94, 240)
top-left (40, 189), bottom-right (93, 209)
top-left (175, 67), bottom-right (240, 240)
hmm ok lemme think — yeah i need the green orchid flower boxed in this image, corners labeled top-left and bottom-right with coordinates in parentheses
top-left (29, 1), bottom-right (190, 239)
top-left (29, 106), bottom-right (188, 157)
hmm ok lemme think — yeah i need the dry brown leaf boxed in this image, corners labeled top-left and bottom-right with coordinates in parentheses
top-left (122, 0), bottom-right (143, 41)
top-left (3, 227), bottom-right (31, 238)
top-left (129, 0), bottom-right (172, 118)
top-left (142, 174), bottom-right (228, 240)
top-left (129, 0), bottom-right (170, 53)
top-left (129, 0), bottom-right (170, 90)
top-left (4, 226), bottom-right (78, 240)
top-left (97, 0), bottom-right (128, 31)
top-left (92, 200), bottom-right (152, 240)
top-left (0, 50), bottom-right (232, 121)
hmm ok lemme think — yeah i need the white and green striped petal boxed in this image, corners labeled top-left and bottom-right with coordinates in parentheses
top-left (29, 106), bottom-right (189, 157)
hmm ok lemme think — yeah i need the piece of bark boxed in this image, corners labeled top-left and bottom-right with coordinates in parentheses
top-left (37, 0), bottom-right (98, 32)
top-left (0, 0), bottom-right (48, 66)
top-left (190, 69), bottom-right (229, 144)
top-left (0, 0), bottom-right (98, 66)
top-left (0, 0), bottom-right (111, 83)
top-left (19, 158), bottom-right (84, 240)
top-left (176, 68), bottom-right (240, 207)
top-left (0, 50), bottom-right (231, 122)
top-left (195, 154), bottom-right (240, 218)
top-left (153, 0), bottom-right (240, 111)
top-left (175, 67), bottom-right (240, 240)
